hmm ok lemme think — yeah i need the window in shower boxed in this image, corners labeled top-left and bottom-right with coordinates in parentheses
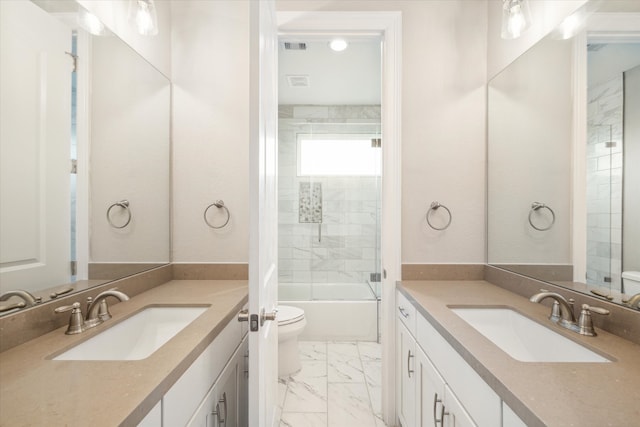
top-left (297, 133), bottom-right (381, 176)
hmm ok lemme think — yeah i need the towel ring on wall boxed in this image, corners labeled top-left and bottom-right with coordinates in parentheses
top-left (528, 202), bottom-right (555, 231)
top-left (426, 201), bottom-right (452, 231)
top-left (204, 200), bottom-right (231, 229)
top-left (107, 200), bottom-right (132, 229)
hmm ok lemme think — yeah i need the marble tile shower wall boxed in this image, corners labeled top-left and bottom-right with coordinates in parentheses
top-left (278, 105), bottom-right (381, 286)
top-left (586, 76), bottom-right (623, 290)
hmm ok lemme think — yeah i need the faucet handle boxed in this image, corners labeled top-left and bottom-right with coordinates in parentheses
top-left (582, 304), bottom-right (610, 316)
top-left (54, 302), bottom-right (85, 335)
top-left (578, 304), bottom-right (610, 337)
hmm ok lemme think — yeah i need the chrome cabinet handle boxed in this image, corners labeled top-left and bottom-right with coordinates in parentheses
top-left (219, 392), bottom-right (227, 425)
top-left (208, 402), bottom-right (221, 427)
top-left (407, 349), bottom-right (414, 378)
top-left (208, 392), bottom-right (227, 427)
top-left (433, 393), bottom-right (442, 426)
top-left (398, 306), bottom-right (410, 318)
top-left (433, 393), bottom-right (449, 426)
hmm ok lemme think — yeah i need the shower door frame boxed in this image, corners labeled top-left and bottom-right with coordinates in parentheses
top-left (277, 11), bottom-right (402, 426)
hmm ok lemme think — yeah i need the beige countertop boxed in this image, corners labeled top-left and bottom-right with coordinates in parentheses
top-left (399, 280), bottom-right (640, 427)
top-left (0, 280), bottom-right (248, 427)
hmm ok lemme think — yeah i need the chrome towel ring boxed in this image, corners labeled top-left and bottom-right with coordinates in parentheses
top-left (107, 200), bottom-right (132, 229)
top-left (528, 202), bottom-right (555, 231)
top-left (426, 201), bottom-right (452, 231)
top-left (204, 200), bottom-right (231, 229)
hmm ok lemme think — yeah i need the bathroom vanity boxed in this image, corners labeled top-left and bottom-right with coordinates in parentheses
top-left (396, 280), bottom-right (640, 427)
top-left (0, 280), bottom-right (248, 426)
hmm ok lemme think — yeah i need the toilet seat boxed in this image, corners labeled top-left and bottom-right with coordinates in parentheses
top-left (278, 305), bottom-right (305, 326)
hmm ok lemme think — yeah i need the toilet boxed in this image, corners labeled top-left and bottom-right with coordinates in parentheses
top-left (277, 305), bottom-right (306, 377)
top-left (622, 271), bottom-right (640, 295)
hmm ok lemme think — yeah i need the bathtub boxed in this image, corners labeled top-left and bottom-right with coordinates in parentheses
top-left (279, 282), bottom-right (379, 341)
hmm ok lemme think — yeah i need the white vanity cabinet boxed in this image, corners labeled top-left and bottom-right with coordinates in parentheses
top-left (396, 290), bottom-right (500, 427)
top-left (397, 322), bottom-right (416, 427)
top-left (154, 309), bottom-right (249, 427)
top-left (187, 337), bottom-right (248, 427)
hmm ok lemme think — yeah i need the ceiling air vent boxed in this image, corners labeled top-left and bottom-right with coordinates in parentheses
top-left (286, 75), bottom-right (310, 88)
top-left (283, 42), bottom-right (307, 50)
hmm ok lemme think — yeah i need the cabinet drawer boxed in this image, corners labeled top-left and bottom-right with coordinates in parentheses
top-left (416, 314), bottom-right (500, 427)
top-left (163, 315), bottom-right (242, 427)
top-left (397, 290), bottom-right (417, 335)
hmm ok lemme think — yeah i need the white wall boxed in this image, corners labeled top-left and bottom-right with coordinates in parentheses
top-left (170, 1), bottom-right (250, 263)
top-left (278, 0), bottom-right (488, 264)
top-left (487, 0), bottom-right (587, 79)
top-left (77, 0), bottom-right (172, 77)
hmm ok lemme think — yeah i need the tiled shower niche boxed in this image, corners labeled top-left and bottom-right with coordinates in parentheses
top-left (278, 105), bottom-right (381, 288)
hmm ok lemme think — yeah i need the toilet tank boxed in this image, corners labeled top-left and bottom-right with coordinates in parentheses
top-left (622, 271), bottom-right (640, 295)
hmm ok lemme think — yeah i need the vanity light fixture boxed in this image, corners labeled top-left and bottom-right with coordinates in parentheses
top-left (77, 8), bottom-right (106, 36)
top-left (557, 12), bottom-right (582, 40)
top-left (129, 0), bottom-right (159, 36)
top-left (501, 0), bottom-right (531, 40)
top-left (329, 38), bottom-right (349, 52)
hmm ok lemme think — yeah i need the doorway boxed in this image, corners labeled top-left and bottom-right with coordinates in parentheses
top-left (277, 36), bottom-right (382, 341)
top-left (275, 11), bottom-right (401, 427)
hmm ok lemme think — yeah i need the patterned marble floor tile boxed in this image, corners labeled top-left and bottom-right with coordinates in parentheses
top-left (374, 414), bottom-right (389, 427)
top-left (358, 341), bottom-right (382, 362)
top-left (298, 341), bottom-right (328, 361)
top-left (280, 412), bottom-right (328, 427)
top-left (367, 384), bottom-right (382, 417)
top-left (290, 360), bottom-right (327, 381)
top-left (328, 383), bottom-right (377, 427)
top-left (362, 361), bottom-right (382, 388)
top-left (278, 377), bottom-right (289, 409)
top-left (283, 377), bottom-right (328, 413)
top-left (327, 342), bottom-right (360, 361)
top-left (328, 356), bottom-right (365, 383)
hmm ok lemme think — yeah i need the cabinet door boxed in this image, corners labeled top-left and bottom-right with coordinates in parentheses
top-left (442, 385), bottom-right (476, 427)
top-left (187, 354), bottom-right (240, 427)
top-left (398, 321), bottom-right (416, 427)
top-left (415, 348), bottom-right (445, 427)
top-left (237, 338), bottom-right (249, 427)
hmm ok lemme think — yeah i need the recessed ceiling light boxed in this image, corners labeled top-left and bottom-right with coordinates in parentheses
top-left (329, 38), bottom-right (348, 52)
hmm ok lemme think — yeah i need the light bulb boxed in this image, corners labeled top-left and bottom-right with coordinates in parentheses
top-left (129, 0), bottom-right (158, 36)
top-left (77, 8), bottom-right (106, 36)
top-left (501, 0), bottom-right (531, 40)
top-left (329, 39), bottom-right (348, 52)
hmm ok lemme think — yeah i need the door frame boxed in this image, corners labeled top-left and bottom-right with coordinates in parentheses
top-left (277, 11), bottom-right (402, 425)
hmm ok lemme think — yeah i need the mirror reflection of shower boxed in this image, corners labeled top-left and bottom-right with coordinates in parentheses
top-left (277, 36), bottom-right (382, 342)
top-left (586, 42), bottom-right (640, 295)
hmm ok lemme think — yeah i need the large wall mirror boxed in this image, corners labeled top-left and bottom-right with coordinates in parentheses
top-left (488, 1), bottom-right (640, 310)
top-left (0, 0), bottom-right (170, 315)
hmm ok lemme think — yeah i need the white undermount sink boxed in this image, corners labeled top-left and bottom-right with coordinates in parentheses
top-left (53, 306), bottom-right (209, 361)
top-left (450, 307), bottom-right (610, 363)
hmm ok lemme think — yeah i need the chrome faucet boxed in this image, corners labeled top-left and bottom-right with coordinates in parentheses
top-left (85, 289), bottom-right (130, 328)
top-left (623, 293), bottom-right (640, 310)
top-left (0, 290), bottom-right (42, 307)
top-left (530, 290), bottom-right (610, 336)
top-left (529, 290), bottom-right (576, 327)
top-left (54, 289), bottom-right (130, 335)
